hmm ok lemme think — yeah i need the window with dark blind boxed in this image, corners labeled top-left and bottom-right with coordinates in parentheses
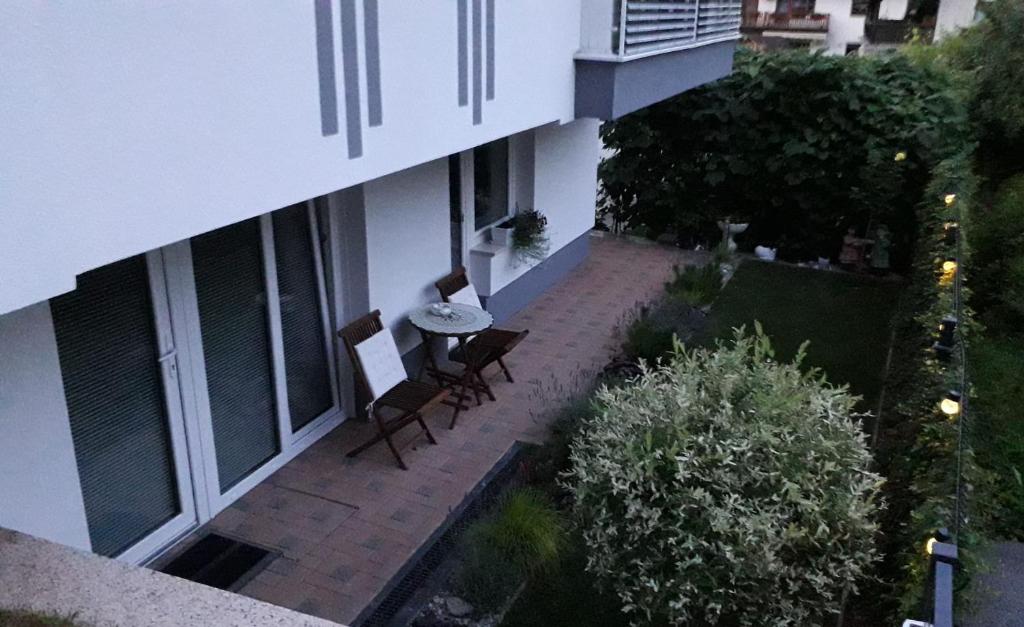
top-left (51, 256), bottom-right (180, 557)
top-left (473, 138), bottom-right (509, 231)
top-left (191, 219), bottom-right (280, 492)
top-left (272, 204), bottom-right (333, 432)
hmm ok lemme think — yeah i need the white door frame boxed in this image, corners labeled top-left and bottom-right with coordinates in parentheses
top-left (160, 208), bottom-right (344, 521)
top-left (116, 251), bottom-right (201, 564)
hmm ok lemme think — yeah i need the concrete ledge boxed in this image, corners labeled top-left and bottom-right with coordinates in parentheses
top-left (575, 40), bottom-right (738, 120)
top-left (483, 231), bottom-right (591, 324)
top-left (0, 528), bottom-right (342, 627)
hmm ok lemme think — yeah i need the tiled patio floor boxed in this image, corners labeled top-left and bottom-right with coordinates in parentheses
top-left (193, 234), bottom-right (703, 625)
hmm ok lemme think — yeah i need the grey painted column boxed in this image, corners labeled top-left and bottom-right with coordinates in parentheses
top-left (472, 0), bottom-right (482, 124)
top-left (314, 0), bottom-right (339, 136)
top-left (339, 0), bottom-right (363, 158)
top-left (364, 0), bottom-right (383, 127)
top-left (457, 0), bottom-right (469, 107)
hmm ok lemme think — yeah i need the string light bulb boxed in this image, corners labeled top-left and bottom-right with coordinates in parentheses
top-left (942, 259), bottom-right (958, 274)
top-left (944, 194), bottom-right (957, 206)
top-left (933, 316), bottom-right (958, 360)
top-left (940, 391), bottom-right (962, 417)
top-left (944, 221), bottom-right (959, 246)
top-left (895, 151), bottom-right (908, 162)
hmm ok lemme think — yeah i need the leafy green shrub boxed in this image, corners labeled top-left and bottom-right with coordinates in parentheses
top-left (623, 316), bottom-right (675, 364)
top-left (567, 329), bottom-right (881, 626)
top-left (948, 0), bottom-right (1024, 179)
top-left (664, 263), bottom-right (722, 306)
top-left (601, 49), bottom-right (966, 265)
top-left (455, 489), bottom-right (565, 611)
top-left (970, 174), bottom-right (1024, 332)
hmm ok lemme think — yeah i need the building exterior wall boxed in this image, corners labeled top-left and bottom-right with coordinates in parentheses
top-left (363, 158), bottom-right (453, 354)
top-left (0, 303), bottom-right (91, 550)
top-left (0, 0), bottom-right (582, 315)
top-left (936, 0), bottom-right (978, 38)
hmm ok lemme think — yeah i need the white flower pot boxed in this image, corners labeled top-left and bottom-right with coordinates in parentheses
top-left (491, 225), bottom-right (514, 247)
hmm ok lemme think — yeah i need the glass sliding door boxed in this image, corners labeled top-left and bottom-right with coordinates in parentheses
top-left (50, 253), bottom-right (195, 560)
top-left (272, 203), bottom-right (335, 433)
top-left (190, 219), bottom-right (280, 492)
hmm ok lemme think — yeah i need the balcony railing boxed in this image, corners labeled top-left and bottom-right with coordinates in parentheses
top-left (611, 0), bottom-right (743, 58)
top-left (864, 19), bottom-right (934, 44)
top-left (742, 11), bottom-right (830, 32)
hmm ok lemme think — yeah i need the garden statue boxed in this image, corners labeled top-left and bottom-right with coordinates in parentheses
top-left (717, 219), bottom-right (749, 253)
top-left (870, 224), bottom-right (892, 274)
top-left (839, 227), bottom-right (872, 271)
top-left (754, 245), bottom-right (777, 261)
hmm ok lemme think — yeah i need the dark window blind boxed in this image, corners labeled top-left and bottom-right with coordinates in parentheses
top-left (51, 256), bottom-right (180, 557)
top-left (191, 219), bottom-right (280, 492)
top-left (272, 204), bottom-right (333, 432)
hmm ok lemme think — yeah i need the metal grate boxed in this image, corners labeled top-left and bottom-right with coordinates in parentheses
top-left (619, 0), bottom-right (742, 56)
top-left (352, 443), bottom-right (533, 627)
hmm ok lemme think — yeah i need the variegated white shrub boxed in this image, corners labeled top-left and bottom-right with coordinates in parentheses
top-left (567, 328), bottom-right (882, 626)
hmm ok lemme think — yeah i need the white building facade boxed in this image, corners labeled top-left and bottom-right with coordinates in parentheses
top-left (742, 0), bottom-right (980, 55)
top-left (0, 1), bottom-right (740, 565)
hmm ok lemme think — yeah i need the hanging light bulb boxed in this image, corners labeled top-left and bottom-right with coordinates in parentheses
top-left (944, 194), bottom-right (957, 206)
top-left (933, 316), bottom-right (958, 360)
top-left (942, 258), bottom-right (958, 274)
top-left (895, 151), bottom-right (908, 162)
top-left (940, 390), bottom-right (962, 417)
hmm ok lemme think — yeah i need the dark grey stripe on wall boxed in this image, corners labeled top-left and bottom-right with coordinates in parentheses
top-left (457, 0), bottom-right (469, 107)
top-left (364, 0), bottom-right (382, 127)
top-left (472, 0), bottom-right (482, 125)
top-left (486, 0), bottom-right (495, 101)
top-left (340, 0), bottom-right (363, 158)
top-left (314, 0), bottom-right (339, 136)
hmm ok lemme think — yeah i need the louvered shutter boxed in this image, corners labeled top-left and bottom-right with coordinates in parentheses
top-left (191, 219), bottom-right (280, 492)
top-left (50, 256), bottom-right (180, 557)
top-left (272, 204), bottom-right (333, 432)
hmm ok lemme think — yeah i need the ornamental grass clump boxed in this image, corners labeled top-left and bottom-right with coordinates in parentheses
top-left (567, 327), bottom-right (882, 626)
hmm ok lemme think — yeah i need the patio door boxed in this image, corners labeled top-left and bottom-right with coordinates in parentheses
top-left (50, 252), bottom-right (198, 563)
top-left (171, 201), bottom-right (340, 513)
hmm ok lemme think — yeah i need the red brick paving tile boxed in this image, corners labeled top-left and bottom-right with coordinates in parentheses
top-left (171, 236), bottom-right (703, 622)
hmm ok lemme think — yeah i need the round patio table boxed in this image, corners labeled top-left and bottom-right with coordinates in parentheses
top-left (409, 302), bottom-right (495, 428)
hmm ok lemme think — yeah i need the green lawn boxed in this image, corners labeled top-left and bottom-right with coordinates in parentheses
top-left (697, 261), bottom-right (902, 410)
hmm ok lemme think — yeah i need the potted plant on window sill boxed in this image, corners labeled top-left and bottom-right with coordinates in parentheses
top-left (512, 206), bottom-right (549, 264)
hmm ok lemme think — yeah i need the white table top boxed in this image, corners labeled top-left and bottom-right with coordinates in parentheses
top-left (408, 302), bottom-right (493, 338)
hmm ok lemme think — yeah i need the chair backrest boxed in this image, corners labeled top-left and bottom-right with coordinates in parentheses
top-left (338, 310), bottom-right (389, 401)
top-left (353, 330), bottom-right (407, 400)
top-left (436, 266), bottom-right (483, 309)
top-left (435, 267), bottom-right (470, 302)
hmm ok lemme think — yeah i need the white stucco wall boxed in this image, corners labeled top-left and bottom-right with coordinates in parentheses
top-left (0, 303), bottom-right (91, 551)
top-left (532, 119), bottom-right (602, 259)
top-left (474, 119), bottom-right (600, 297)
top-left (363, 159), bottom-right (452, 354)
top-left (818, 0), bottom-right (866, 54)
top-left (0, 0), bottom-right (582, 315)
top-left (936, 0), bottom-right (978, 39)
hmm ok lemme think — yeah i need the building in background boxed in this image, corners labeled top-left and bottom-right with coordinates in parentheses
top-left (0, 0), bottom-right (739, 568)
top-left (741, 0), bottom-right (982, 55)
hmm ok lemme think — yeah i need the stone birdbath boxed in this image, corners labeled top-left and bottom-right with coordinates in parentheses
top-left (717, 219), bottom-right (749, 253)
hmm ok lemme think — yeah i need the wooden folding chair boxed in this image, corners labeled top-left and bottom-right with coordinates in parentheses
top-left (338, 310), bottom-right (448, 470)
top-left (435, 267), bottom-right (529, 383)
